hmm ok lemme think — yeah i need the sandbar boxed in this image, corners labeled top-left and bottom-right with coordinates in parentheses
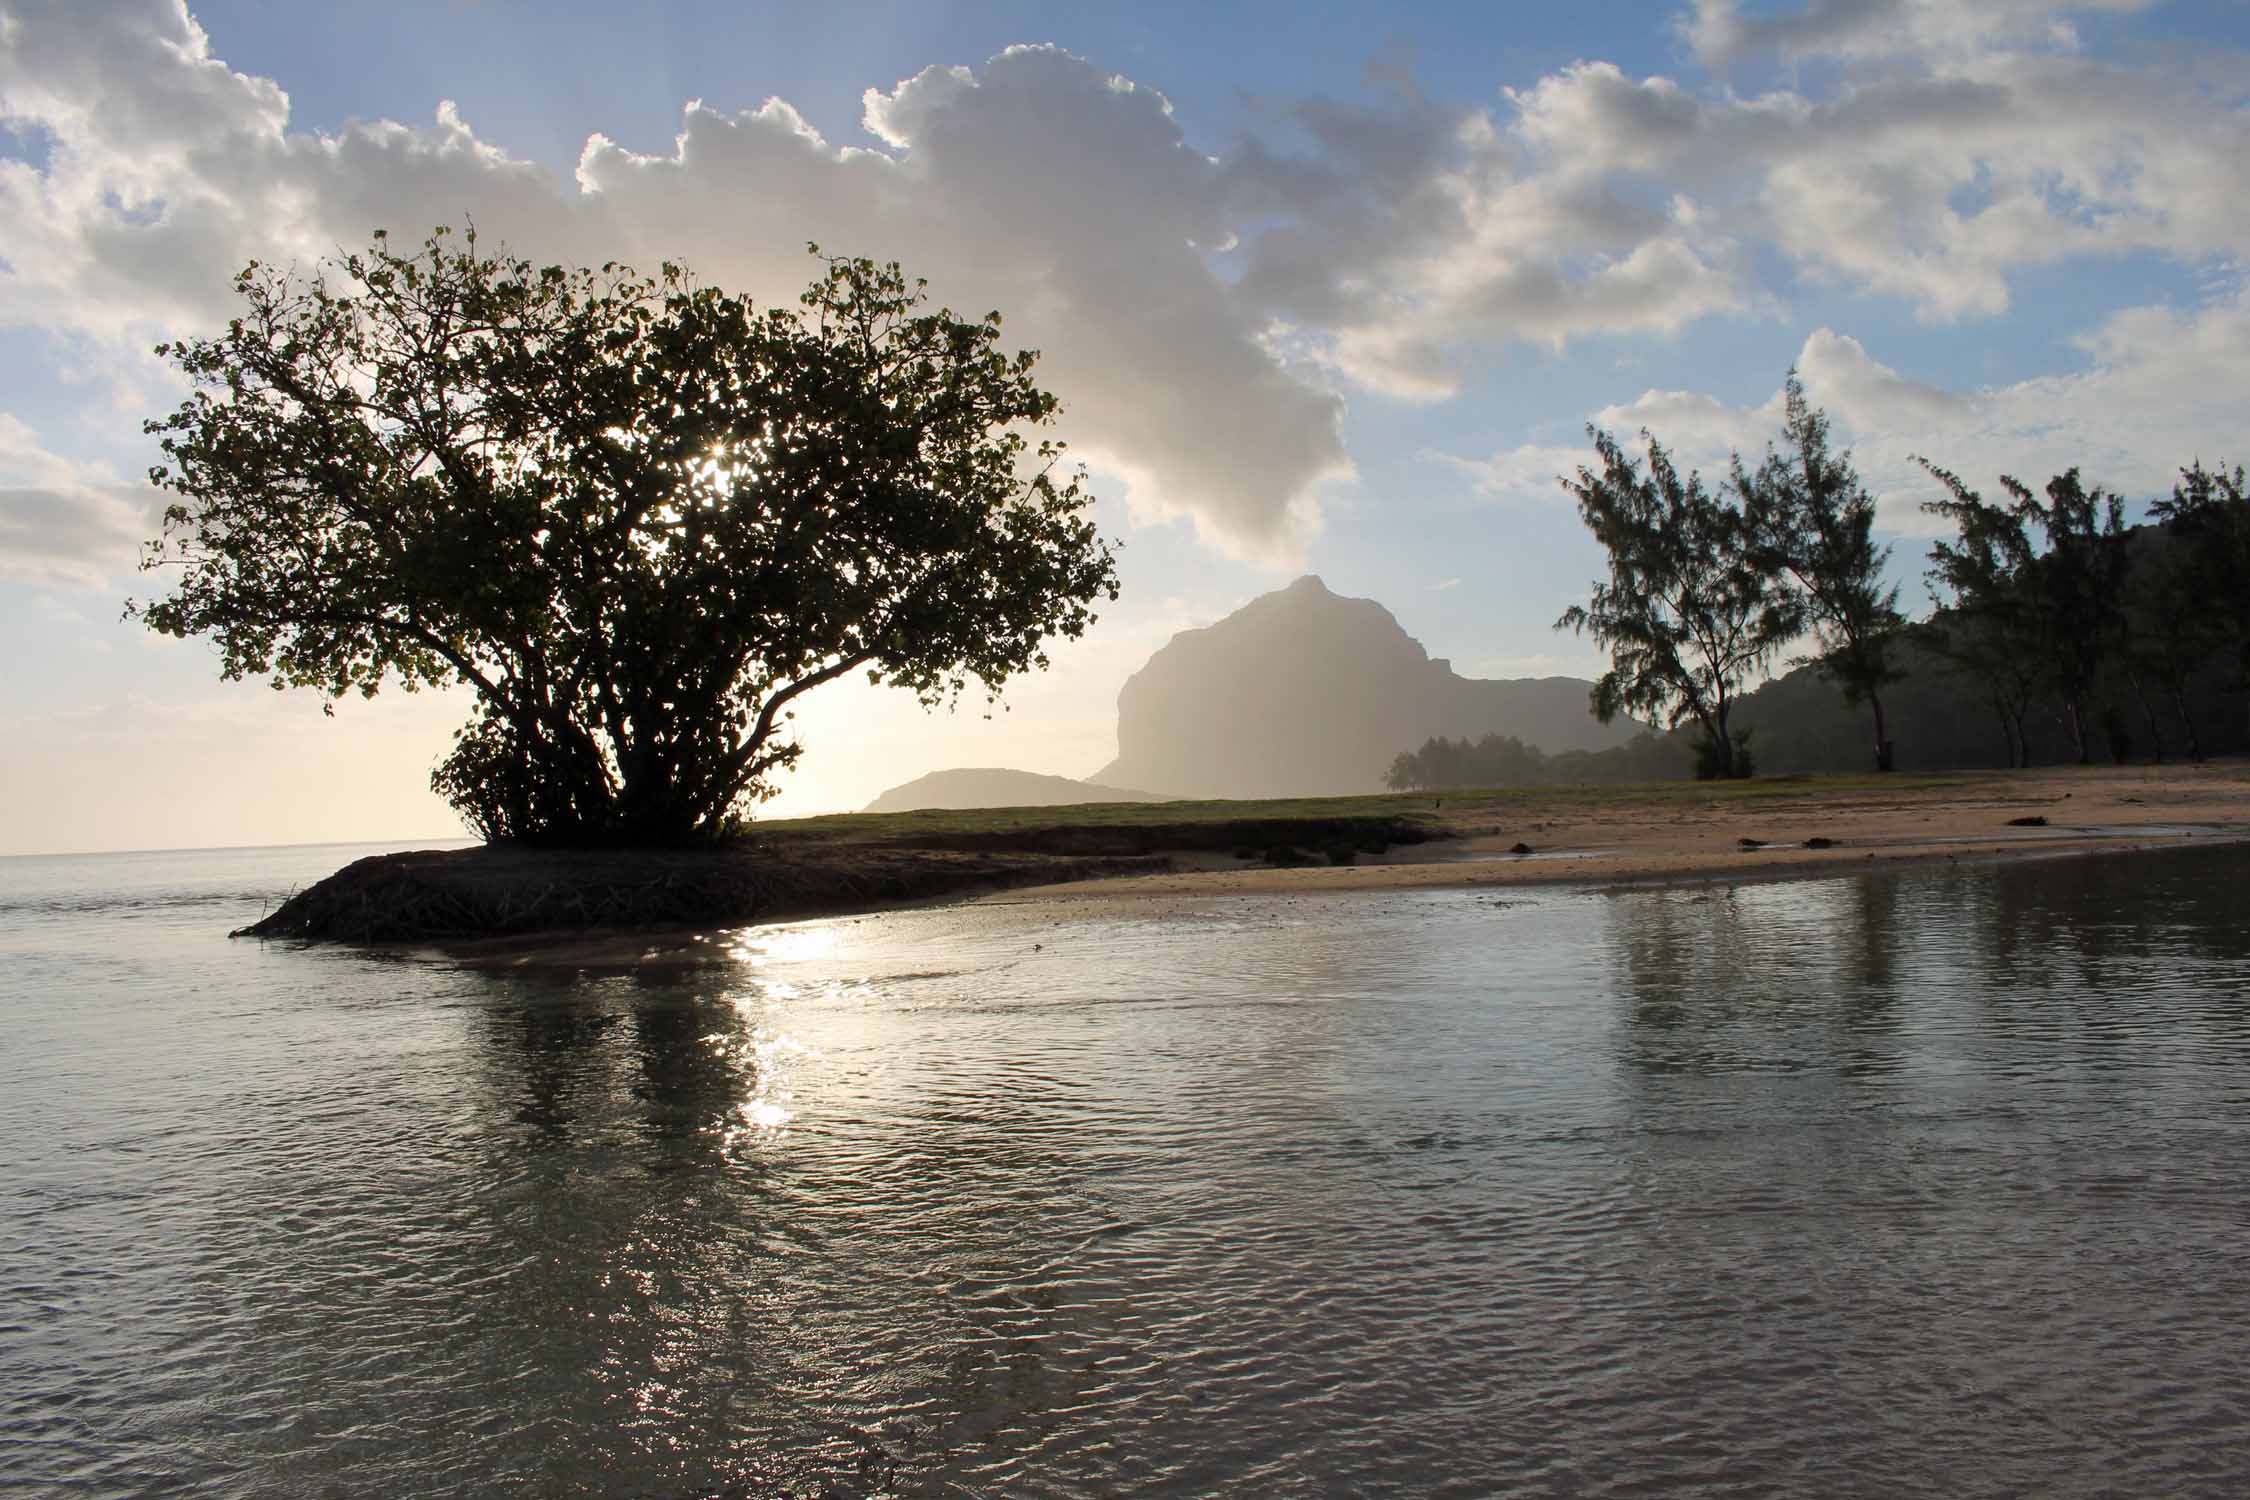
top-left (975, 760), bottom-right (2250, 912)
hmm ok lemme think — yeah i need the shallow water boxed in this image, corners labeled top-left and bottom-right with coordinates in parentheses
top-left (5, 841), bottom-right (2250, 1496)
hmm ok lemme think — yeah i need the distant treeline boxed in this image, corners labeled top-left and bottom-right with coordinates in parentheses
top-left (1399, 375), bottom-right (2250, 790)
top-left (1389, 585), bottom-right (2249, 791)
top-left (1388, 731), bottom-right (1690, 791)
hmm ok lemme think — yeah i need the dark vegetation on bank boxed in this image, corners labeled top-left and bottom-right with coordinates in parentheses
top-left (1389, 601), bottom-right (2250, 792)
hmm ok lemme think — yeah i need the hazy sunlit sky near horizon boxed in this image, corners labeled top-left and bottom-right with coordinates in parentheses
top-left (3, 0), bottom-right (2248, 853)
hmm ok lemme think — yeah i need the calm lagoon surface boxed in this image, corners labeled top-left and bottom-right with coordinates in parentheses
top-left (5, 840), bottom-right (2250, 1497)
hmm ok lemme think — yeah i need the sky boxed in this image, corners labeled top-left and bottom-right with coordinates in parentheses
top-left (3, 0), bottom-right (2248, 854)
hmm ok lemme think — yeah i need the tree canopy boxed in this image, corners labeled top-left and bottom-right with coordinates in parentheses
top-left (1555, 427), bottom-right (1800, 779)
top-left (1736, 372), bottom-right (1905, 769)
top-left (1919, 462), bottom-right (2127, 763)
top-left (2152, 461), bottom-right (2250, 738)
top-left (133, 228), bottom-right (1119, 845)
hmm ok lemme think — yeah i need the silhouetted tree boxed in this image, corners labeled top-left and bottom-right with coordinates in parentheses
top-left (1736, 373), bottom-right (1906, 769)
top-left (2152, 461), bottom-right (2250, 741)
top-left (133, 229), bottom-right (1119, 844)
top-left (1557, 428), bottom-right (1800, 779)
top-left (2026, 470), bottom-right (2133, 761)
top-left (2110, 528), bottom-right (2208, 760)
top-left (1919, 484), bottom-right (2044, 766)
top-left (1920, 462), bottom-right (2129, 763)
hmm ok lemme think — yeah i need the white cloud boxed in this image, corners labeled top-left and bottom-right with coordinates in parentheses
top-left (1433, 386), bottom-right (1781, 511)
top-left (1439, 286), bottom-right (2250, 547)
top-left (1683, 0), bottom-right (2158, 68)
top-left (1, 0), bottom-right (2245, 558)
top-left (1425, 441), bottom-right (1591, 509)
top-left (0, 412), bottom-right (149, 585)
top-left (1216, 10), bottom-right (2249, 387)
top-left (0, 7), bottom-right (1348, 555)
top-left (1774, 303), bottom-right (2250, 537)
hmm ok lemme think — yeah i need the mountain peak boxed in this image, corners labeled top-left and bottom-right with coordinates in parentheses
top-left (1093, 579), bottom-right (1637, 797)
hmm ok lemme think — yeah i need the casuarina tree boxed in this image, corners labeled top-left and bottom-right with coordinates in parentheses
top-left (133, 228), bottom-right (1119, 844)
top-left (1920, 461), bottom-right (2129, 763)
top-left (1556, 427), bottom-right (1801, 779)
top-left (2152, 461), bottom-right (2250, 741)
top-left (1736, 373), bottom-right (1906, 769)
top-left (1919, 471), bottom-right (2046, 766)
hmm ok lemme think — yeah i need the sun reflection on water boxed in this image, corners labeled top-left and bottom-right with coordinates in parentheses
top-left (725, 920), bottom-right (845, 967)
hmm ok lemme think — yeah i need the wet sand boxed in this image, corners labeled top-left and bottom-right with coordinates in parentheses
top-left (977, 760), bottom-right (2250, 911)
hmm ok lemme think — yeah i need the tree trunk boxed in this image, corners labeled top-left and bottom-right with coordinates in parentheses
top-left (1991, 694), bottom-right (2017, 768)
top-left (2172, 686), bottom-right (2203, 762)
top-left (1696, 705), bottom-right (1734, 781)
top-left (2130, 670), bottom-right (2164, 764)
top-left (2241, 644), bottom-right (2250, 745)
top-left (1869, 691), bottom-right (1894, 772)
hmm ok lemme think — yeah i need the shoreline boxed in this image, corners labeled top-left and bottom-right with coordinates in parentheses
top-left (415, 760), bottom-right (2250, 968)
top-left (979, 760), bottom-right (2250, 909)
top-left (981, 824), bottom-right (2250, 915)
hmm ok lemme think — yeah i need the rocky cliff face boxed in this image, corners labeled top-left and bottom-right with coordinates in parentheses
top-left (1093, 575), bottom-right (1638, 798)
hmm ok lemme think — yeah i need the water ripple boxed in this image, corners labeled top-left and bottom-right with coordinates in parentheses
top-left (6, 845), bottom-right (2250, 1495)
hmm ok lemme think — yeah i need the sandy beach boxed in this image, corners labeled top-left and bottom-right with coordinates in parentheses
top-left (979, 760), bottom-right (2250, 911)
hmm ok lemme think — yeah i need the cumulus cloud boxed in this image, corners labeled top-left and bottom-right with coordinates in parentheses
top-left (1223, 84), bottom-right (1754, 397)
top-left (1198, 5), bottom-right (2246, 397)
top-left (1425, 441), bottom-right (1592, 510)
top-left (1684, 0), bottom-right (2158, 67)
top-left (1770, 307), bottom-right (2250, 537)
top-left (1, 0), bottom-right (2246, 558)
top-left (0, 413), bottom-right (148, 585)
top-left (1441, 286), bottom-right (2250, 547)
top-left (572, 46), bottom-right (1361, 554)
top-left (1483, 42), bottom-right (2250, 325)
top-left (0, 6), bottom-right (1346, 555)
top-left (1433, 386), bottom-right (1782, 510)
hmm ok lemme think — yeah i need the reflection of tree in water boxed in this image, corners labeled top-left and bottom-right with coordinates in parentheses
top-left (1847, 870), bottom-right (1901, 992)
top-left (492, 974), bottom-right (628, 1143)
top-left (1833, 871), bottom-right (1907, 1075)
top-left (1953, 844), bottom-right (2250, 1049)
top-left (446, 970), bottom-right (849, 1487)
top-left (445, 948), bottom-right (1174, 1493)
top-left (1607, 848), bottom-right (2250, 1086)
top-left (472, 970), bottom-right (759, 1162)
top-left (2006, 844), bottom-right (2250, 962)
top-left (1606, 874), bottom-right (1909, 1078)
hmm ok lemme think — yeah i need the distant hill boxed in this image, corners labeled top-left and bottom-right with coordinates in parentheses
top-left (863, 767), bottom-right (1176, 814)
top-left (1732, 620), bottom-right (2247, 774)
top-left (1093, 575), bottom-right (1642, 798)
